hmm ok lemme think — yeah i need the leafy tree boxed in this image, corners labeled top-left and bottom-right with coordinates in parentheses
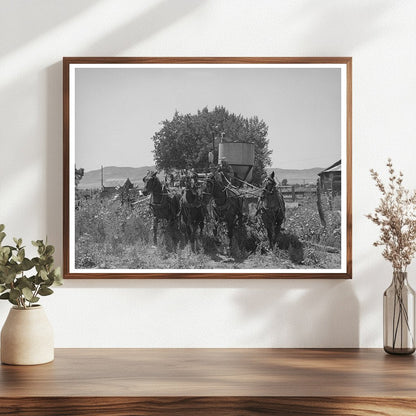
top-left (151, 106), bottom-right (272, 185)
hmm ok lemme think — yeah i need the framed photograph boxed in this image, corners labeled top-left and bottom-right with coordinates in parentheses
top-left (63, 57), bottom-right (352, 279)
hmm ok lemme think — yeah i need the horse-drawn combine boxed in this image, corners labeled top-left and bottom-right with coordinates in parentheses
top-left (141, 141), bottom-right (287, 255)
top-left (142, 168), bottom-right (286, 253)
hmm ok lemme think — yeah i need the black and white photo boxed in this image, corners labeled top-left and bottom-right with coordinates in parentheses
top-left (63, 58), bottom-right (352, 278)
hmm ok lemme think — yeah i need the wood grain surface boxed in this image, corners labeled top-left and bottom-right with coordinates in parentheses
top-left (1, 397), bottom-right (416, 416)
top-left (1, 349), bottom-right (415, 415)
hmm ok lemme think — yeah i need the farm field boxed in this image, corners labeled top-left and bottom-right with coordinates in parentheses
top-left (75, 192), bottom-right (341, 271)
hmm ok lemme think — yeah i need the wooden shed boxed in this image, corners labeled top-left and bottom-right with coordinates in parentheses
top-left (318, 160), bottom-right (341, 195)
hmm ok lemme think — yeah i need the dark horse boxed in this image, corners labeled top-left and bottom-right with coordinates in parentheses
top-left (179, 176), bottom-right (204, 250)
top-left (257, 171), bottom-right (285, 249)
top-left (201, 171), bottom-right (243, 249)
top-left (142, 171), bottom-right (180, 245)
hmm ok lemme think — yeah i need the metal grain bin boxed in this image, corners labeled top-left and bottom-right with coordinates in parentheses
top-left (218, 142), bottom-right (255, 183)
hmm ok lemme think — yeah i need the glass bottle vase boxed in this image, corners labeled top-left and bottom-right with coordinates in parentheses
top-left (383, 271), bottom-right (416, 355)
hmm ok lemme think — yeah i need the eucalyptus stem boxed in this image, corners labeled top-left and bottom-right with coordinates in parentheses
top-left (32, 284), bottom-right (41, 303)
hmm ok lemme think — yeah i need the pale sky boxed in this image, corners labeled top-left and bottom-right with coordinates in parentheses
top-left (75, 66), bottom-right (341, 171)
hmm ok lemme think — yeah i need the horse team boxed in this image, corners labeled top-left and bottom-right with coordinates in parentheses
top-left (142, 169), bottom-right (286, 251)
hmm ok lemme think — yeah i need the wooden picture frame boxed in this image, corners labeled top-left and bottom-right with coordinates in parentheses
top-left (63, 57), bottom-right (352, 279)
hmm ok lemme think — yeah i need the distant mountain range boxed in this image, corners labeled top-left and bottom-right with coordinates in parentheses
top-left (78, 166), bottom-right (154, 189)
top-left (266, 167), bottom-right (323, 184)
top-left (78, 165), bottom-right (323, 189)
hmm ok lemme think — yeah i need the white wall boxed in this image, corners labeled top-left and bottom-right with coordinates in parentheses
top-left (1, 0), bottom-right (415, 347)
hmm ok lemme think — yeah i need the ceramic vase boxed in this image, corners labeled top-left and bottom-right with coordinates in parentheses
top-left (1, 305), bottom-right (54, 365)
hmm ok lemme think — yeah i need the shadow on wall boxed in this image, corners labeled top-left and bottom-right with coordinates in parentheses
top-left (233, 279), bottom-right (359, 347)
top-left (46, 62), bottom-right (63, 264)
top-left (82, 0), bottom-right (204, 55)
top-left (289, 0), bottom-right (393, 53)
top-left (0, 0), bottom-right (101, 57)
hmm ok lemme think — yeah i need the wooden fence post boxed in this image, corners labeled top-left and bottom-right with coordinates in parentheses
top-left (316, 178), bottom-right (326, 227)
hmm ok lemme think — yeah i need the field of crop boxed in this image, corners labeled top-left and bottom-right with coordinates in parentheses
top-left (75, 192), bottom-right (341, 270)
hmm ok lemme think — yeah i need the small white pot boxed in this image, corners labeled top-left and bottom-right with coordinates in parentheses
top-left (1, 305), bottom-right (54, 365)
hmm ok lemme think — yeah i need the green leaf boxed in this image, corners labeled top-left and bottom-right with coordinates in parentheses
top-left (20, 290), bottom-right (40, 304)
top-left (38, 287), bottom-right (53, 296)
top-left (52, 267), bottom-right (63, 285)
top-left (0, 224), bottom-right (4, 232)
top-left (22, 287), bottom-right (35, 301)
top-left (0, 232), bottom-right (6, 244)
top-left (8, 297), bottom-right (18, 306)
top-left (51, 266), bottom-right (61, 278)
top-left (20, 258), bottom-right (33, 271)
top-left (17, 276), bottom-right (35, 290)
top-left (0, 291), bottom-right (17, 306)
top-left (0, 248), bottom-right (10, 265)
top-left (0, 285), bottom-right (6, 293)
top-left (42, 275), bottom-right (54, 287)
top-left (0, 246), bottom-right (10, 255)
top-left (32, 240), bottom-right (43, 247)
top-left (42, 256), bottom-right (54, 266)
top-left (2, 271), bottom-right (17, 285)
top-left (34, 274), bottom-right (43, 285)
top-left (17, 248), bottom-right (25, 263)
top-left (39, 269), bottom-right (48, 281)
top-left (4, 245), bottom-right (17, 251)
top-left (0, 288), bottom-right (8, 296)
top-left (9, 288), bottom-right (21, 301)
top-left (45, 245), bottom-right (55, 256)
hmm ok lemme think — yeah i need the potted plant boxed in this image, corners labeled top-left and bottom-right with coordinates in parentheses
top-left (367, 159), bottom-right (416, 354)
top-left (0, 224), bottom-right (62, 365)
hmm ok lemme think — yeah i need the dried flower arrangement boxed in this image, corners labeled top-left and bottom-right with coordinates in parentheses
top-left (367, 159), bottom-right (416, 272)
top-left (367, 159), bottom-right (416, 354)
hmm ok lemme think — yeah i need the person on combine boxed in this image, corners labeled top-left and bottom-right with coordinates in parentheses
top-left (219, 157), bottom-right (234, 185)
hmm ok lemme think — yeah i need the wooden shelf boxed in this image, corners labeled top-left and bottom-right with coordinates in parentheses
top-left (1, 348), bottom-right (415, 415)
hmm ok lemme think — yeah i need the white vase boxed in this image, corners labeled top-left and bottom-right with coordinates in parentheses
top-left (1, 305), bottom-right (54, 365)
